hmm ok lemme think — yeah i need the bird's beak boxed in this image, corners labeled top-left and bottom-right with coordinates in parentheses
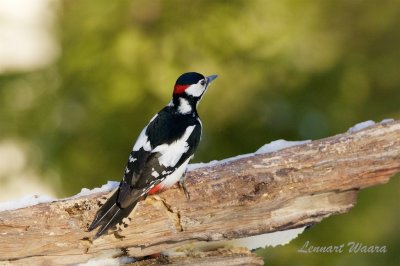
top-left (206, 74), bottom-right (218, 85)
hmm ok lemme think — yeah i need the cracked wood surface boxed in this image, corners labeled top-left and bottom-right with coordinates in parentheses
top-left (0, 120), bottom-right (399, 265)
top-left (131, 247), bottom-right (264, 266)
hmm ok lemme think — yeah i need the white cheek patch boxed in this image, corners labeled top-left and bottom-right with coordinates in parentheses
top-left (153, 125), bottom-right (196, 167)
top-left (185, 83), bottom-right (205, 97)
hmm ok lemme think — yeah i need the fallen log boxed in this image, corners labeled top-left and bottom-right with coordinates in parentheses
top-left (0, 120), bottom-right (399, 265)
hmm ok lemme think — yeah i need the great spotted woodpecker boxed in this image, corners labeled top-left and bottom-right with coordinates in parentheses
top-left (89, 72), bottom-right (218, 238)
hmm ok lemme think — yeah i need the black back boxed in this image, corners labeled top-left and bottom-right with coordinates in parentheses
top-left (118, 105), bottom-right (201, 207)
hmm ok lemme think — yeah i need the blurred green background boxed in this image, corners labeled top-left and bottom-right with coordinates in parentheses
top-left (0, 0), bottom-right (399, 265)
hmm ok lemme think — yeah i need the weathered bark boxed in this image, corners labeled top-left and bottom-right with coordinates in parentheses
top-left (0, 120), bottom-right (399, 265)
top-left (131, 248), bottom-right (264, 266)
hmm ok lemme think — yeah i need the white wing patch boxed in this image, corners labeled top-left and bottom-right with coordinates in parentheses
top-left (129, 155), bottom-right (137, 163)
top-left (132, 126), bottom-right (152, 152)
top-left (153, 125), bottom-right (196, 168)
top-left (149, 114), bottom-right (158, 123)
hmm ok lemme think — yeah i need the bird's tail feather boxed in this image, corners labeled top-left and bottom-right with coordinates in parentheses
top-left (89, 190), bottom-right (138, 239)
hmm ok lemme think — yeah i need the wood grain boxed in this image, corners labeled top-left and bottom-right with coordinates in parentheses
top-left (0, 120), bottom-right (399, 265)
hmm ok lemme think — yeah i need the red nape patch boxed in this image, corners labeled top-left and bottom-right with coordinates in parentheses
top-left (149, 185), bottom-right (162, 195)
top-left (173, 84), bottom-right (189, 95)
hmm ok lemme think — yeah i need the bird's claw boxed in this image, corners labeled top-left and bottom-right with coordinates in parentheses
top-left (178, 179), bottom-right (191, 201)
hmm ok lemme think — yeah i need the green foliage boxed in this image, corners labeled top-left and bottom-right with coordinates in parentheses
top-left (0, 0), bottom-right (399, 265)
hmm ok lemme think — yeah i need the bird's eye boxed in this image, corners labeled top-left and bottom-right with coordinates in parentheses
top-left (200, 80), bottom-right (206, 86)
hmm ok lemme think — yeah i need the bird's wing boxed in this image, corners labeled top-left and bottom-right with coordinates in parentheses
top-left (117, 111), bottom-right (201, 208)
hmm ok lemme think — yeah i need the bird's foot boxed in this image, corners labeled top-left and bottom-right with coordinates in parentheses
top-left (178, 179), bottom-right (191, 201)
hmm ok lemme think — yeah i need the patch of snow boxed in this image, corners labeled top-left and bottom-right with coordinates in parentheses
top-left (348, 120), bottom-right (376, 133)
top-left (0, 181), bottom-right (119, 212)
top-left (188, 139), bottom-right (310, 171)
top-left (164, 227), bottom-right (306, 256)
top-left (381, 118), bottom-right (394, 124)
top-left (255, 139), bottom-right (311, 154)
top-left (191, 119), bottom-right (394, 172)
top-left (78, 256), bottom-right (135, 266)
top-left (187, 156), bottom-right (249, 171)
top-left (0, 194), bottom-right (54, 212)
top-left (228, 227), bottom-right (306, 249)
top-left (72, 181), bottom-right (119, 198)
top-left (0, 181), bottom-right (120, 212)
top-left (187, 161), bottom-right (216, 171)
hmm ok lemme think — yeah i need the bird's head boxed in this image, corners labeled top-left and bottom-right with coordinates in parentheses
top-left (173, 72), bottom-right (218, 102)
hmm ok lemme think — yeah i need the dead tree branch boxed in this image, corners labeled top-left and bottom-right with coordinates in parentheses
top-left (0, 120), bottom-right (399, 265)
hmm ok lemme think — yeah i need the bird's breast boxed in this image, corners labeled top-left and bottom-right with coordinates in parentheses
top-left (158, 156), bottom-right (192, 191)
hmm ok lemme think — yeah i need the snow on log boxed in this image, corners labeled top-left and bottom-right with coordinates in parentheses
top-left (0, 119), bottom-right (399, 265)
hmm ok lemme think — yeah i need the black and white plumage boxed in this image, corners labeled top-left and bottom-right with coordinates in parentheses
top-left (89, 72), bottom-right (217, 238)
